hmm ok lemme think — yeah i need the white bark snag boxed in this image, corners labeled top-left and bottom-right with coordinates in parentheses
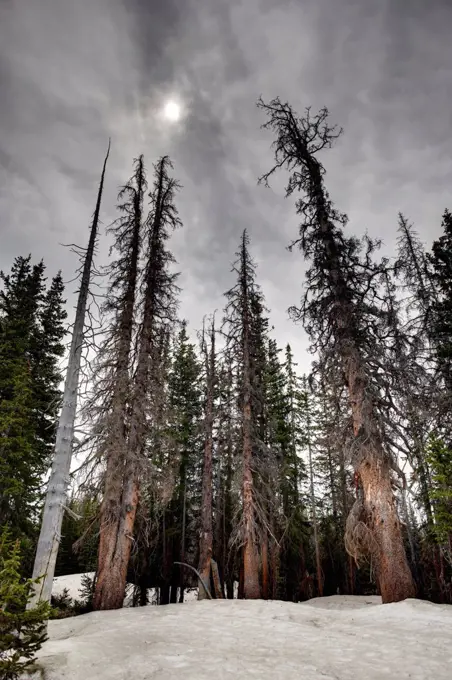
top-left (28, 141), bottom-right (110, 608)
top-left (198, 317), bottom-right (215, 600)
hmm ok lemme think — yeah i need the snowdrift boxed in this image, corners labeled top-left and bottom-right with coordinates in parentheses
top-left (30, 588), bottom-right (451, 679)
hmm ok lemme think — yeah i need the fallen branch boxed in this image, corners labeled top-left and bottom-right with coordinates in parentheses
top-left (174, 562), bottom-right (212, 600)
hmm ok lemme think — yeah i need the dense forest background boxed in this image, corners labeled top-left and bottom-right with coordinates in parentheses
top-left (1, 100), bottom-right (452, 611)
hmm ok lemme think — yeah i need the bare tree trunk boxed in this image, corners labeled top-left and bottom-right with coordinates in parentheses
top-left (28, 141), bottom-right (110, 609)
top-left (211, 559), bottom-right (223, 599)
top-left (308, 446), bottom-right (323, 597)
top-left (347, 349), bottom-right (416, 602)
top-left (243, 400), bottom-right (260, 598)
top-left (96, 474), bottom-right (139, 610)
top-left (198, 318), bottom-right (215, 599)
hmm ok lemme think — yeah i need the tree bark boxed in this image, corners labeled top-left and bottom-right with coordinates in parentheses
top-left (305, 394), bottom-right (323, 597)
top-left (28, 140), bottom-right (110, 609)
top-left (243, 401), bottom-right (260, 599)
top-left (348, 348), bottom-right (416, 602)
top-left (211, 559), bottom-right (224, 599)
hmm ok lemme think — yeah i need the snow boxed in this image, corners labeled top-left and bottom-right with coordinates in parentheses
top-left (30, 589), bottom-right (452, 679)
top-left (52, 573), bottom-right (96, 602)
top-left (51, 573), bottom-right (199, 607)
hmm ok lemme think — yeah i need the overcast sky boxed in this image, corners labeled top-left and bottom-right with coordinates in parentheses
top-left (1, 0), bottom-right (452, 372)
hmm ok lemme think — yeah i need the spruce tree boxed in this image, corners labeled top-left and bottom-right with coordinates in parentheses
top-left (223, 230), bottom-right (268, 599)
top-left (0, 257), bottom-right (66, 551)
top-left (0, 530), bottom-right (50, 680)
top-left (258, 97), bottom-right (415, 602)
top-left (429, 210), bottom-right (452, 393)
top-left (93, 155), bottom-right (147, 610)
top-left (166, 321), bottom-right (203, 602)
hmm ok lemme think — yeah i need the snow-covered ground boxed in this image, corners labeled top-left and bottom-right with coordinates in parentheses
top-left (32, 583), bottom-right (452, 679)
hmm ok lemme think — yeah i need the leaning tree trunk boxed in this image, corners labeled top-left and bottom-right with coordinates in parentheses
top-left (198, 319), bottom-right (215, 599)
top-left (258, 96), bottom-right (416, 604)
top-left (346, 347), bottom-right (416, 602)
top-left (28, 141), bottom-right (110, 609)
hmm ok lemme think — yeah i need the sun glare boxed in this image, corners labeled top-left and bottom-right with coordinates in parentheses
top-left (163, 100), bottom-right (182, 122)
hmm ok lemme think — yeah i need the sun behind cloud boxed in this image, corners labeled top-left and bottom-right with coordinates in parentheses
top-left (163, 99), bottom-right (182, 122)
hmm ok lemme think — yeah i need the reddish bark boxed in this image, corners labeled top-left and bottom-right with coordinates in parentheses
top-left (94, 478), bottom-right (139, 610)
top-left (348, 348), bottom-right (416, 602)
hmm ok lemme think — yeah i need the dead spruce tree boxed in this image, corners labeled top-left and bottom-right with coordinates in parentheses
top-left (198, 316), bottom-right (217, 599)
top-left (258, 98), bottom-right (416, 602)
top-left (117, 156), bottom-right (181, 607)
top-left (28, 141), bottom-right (110, 609)
top-left (93, 156), bottom-right (147, 610)
top-left (224, 230), bottom-right (267, 599)
top-left (92, 156), bottom-right (181, 609)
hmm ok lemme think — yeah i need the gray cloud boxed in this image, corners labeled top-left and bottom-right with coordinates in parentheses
top-left (1, 0), bottom-right (452, 370)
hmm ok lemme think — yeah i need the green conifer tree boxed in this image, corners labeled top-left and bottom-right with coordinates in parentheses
top-left (0, 529), bottom-right (50, 680)
top-left (0, 257), bottom-right (66, 553)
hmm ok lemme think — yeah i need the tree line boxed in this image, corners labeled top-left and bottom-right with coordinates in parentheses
top-left (1, 99), bottom-right (452, 614)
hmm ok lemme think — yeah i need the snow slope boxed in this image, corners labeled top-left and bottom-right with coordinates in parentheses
top-left (31, 595), bottom-right (451, 679)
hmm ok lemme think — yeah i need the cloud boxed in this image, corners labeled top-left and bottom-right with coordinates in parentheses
top-left (1, 0), bottom-right (452, 371)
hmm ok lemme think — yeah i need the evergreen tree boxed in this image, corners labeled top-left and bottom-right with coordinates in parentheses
top-left (0, 257), bottom-right (66, 552)
top-left (0, 530), bottom-right (50, 680)
top-left (165, 321), bottom-right (203, 602)
top-left (426, 436), bottom-right (452, 550)
top-left (223, 230), bottom-right (269, 599)
top-left (429, 210), bottom-right (452, 393)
